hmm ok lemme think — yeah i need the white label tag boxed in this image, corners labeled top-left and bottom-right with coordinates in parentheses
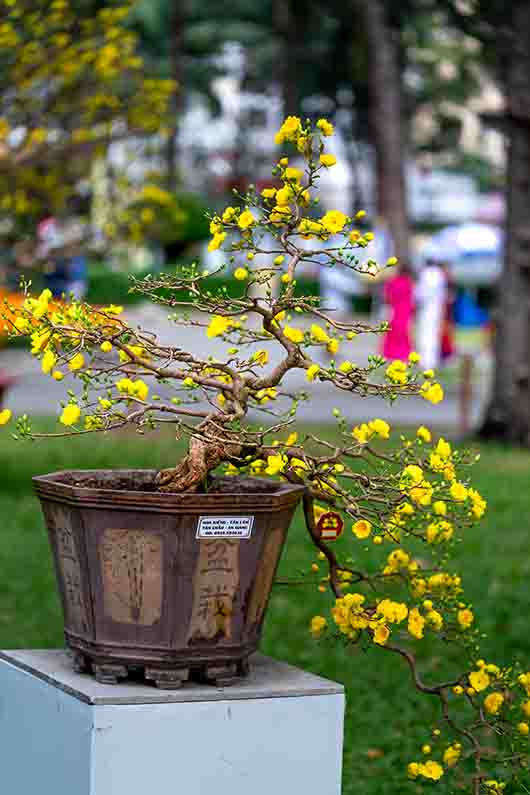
top-left (196, 516), bottom-right (254, 539)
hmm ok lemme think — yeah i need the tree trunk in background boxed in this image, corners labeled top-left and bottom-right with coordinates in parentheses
top-left (273, 0), bottom-right (298, 116)
top-left (353, 0), bottom-right (409, 262)
top-left (480, 1), bottom-right (530, 445)
top-left (165, 4), bottom-right (184, 192)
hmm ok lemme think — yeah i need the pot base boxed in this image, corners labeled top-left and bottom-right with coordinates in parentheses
top-left (69, 645), bottom-right (251, 688)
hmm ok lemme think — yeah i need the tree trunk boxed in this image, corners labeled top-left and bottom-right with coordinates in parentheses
top-left (353, 0), bottom-right (409, 262)
top-left (480, 0), bottom-right (530, 445)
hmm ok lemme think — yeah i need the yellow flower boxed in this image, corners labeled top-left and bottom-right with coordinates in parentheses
top-left (118, 345), bottom-right (146, 363)
top-left (222, 206), bottom-right (238, 222)
top-left (310, 324), bottom-right (330, 343)
top-left (284, 167), bottom-right (302, 182)
top-left (208, 231), bottom-right (226, 251)
top-left (100, 341), bottom-right (113, 353)
top-left (320, 210), bottom-right (347, 234)
top-left (373, 624), bottom-right (390, 645)
top-left (522, 700), bottom-right (530, 717)
top-left (352, 520), bottom-right (372, 539)
top-left (327, 339), bottom-right (339, 355)
top-left (274, 115), bottom-right (302, 144)
top-left (317, 118), bottom-right (334, 136)
top-left (320, 154), bottom-right (337, 168)
top-left (468, 488), bottom-right (487, 519)
top-left (306, 364), bottom-right (320, 382)
top-left (273, 255), bottom-right (285, 265)
top-left (283, 326), bottom-right (304, 344)
top-left (435, 437), bottom-right (452, 459)
top-left (409, 352), bottom-right (420, 364)
top-left (281, 273), bottom-right (292, 284)
top-left (130, 379), bottom-right (149, 401)
top-left (265, 454), bottom-right (286, 476)
top-left (339, 361), bottom-right (353, 373)
top-left (469, 669), bottom-right (491, 692)
top-left (387, 256), bottom-right (398, 266)
top-left (443, 744), bottom-right (461, 767)
top-left (484, 692), bottom-right (504, 715)
top-left (518, 722), bottom-right (529, 736)
top-left (385, 359), bottom-right (408, 384)
top-left (261, 188), bottom-right (276, 201)
top-left (13, 317), bottom-right (29, 334)
top-left (255, 387), bottom-right (277, 403)
top-left (519, 672), bottom-right (530, 696)
top-left (237, 209), bottom-right (256, 229)
top-left (207, 315), bottom-right (233, 338)
top-left (450, 481), bottom-right (468, 502)
top-left (68, 353), bottom-right (85, 371)
top-left (60, 404), bottom-right (81, 426)
top-left (399, 464), bottom-right (423, 490)
top-left (376, 599), bottom-right (408, 624)
top-left (352, 423), bottom-right (372, 444)
top-left (418, 761), bottom-right (444, 781)
top-left (416, 425), bottom-right (431, 442)
top-left (368, 418), bottom-right (390, 439)
top-left (275, 186), bottom-right (292, 206)
top-left (408, 608), bottom-right (425, 639)
top-left (433, 500), bottom-right (447, 516)
top-left (52, 371), bottom-right (64, 381)
top-left (310, 615), bottom-right (327, 637)
top-left (457, 608), bottom-right (474, 629)
top-left (0, 408), bottom-right (12, 425)
top-left (297, 218), bottom-right (324, 238)
top-left (420, 381), bottom-right (444, 404)
top-left (234, 267), bottom-right (248, 280)
top-left (41, 350), bottom-right (57, 374)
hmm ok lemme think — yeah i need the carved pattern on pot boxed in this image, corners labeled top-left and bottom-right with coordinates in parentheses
top-left (100, 528), bottom-right (163, 625)
top-left (187, 539), bottom-right (240, 643)
top-left (52, 506), bottom-right (89, 635)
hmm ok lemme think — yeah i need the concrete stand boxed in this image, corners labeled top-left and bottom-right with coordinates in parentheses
top-left (0, 650), bottom-right (345, 795)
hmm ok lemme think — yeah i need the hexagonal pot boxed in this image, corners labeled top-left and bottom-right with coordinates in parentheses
top-left (33, 470), bottom-right (303, 688)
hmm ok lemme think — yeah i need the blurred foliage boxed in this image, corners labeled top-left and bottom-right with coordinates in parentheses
top-left (128, 190), bottom-right (210, 258)
top-left (0, 0), bottom-right (174, 248)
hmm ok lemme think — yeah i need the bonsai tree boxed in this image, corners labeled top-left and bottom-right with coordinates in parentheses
top-left (4, 117), bottom-right (530, 794)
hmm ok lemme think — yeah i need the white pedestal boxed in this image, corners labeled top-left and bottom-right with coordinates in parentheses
top-left (0, 650), bottom-right (344, 795)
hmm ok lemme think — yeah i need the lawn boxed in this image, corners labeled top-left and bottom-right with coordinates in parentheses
top-left (0, 425), bottom-right (529, 794)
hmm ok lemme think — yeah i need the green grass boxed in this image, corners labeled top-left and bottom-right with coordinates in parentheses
top-left (0, 427), bottom-right (529, 793)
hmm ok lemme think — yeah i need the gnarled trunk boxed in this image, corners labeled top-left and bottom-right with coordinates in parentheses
top-left (156, 426), bottom-right (242, 493)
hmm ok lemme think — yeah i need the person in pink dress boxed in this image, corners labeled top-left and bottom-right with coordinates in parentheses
top-left (381, 265), bottom-right (415, 361)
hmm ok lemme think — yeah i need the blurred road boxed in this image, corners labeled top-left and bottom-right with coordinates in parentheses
top-left (0, 304), bottom-right (491, 432)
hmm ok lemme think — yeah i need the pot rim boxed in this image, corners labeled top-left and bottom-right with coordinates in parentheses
top-left (33, 469), bottom-right (305, 513)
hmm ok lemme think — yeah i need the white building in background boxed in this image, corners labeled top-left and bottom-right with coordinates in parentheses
top-left (176, 45), bottom-right (497, 226)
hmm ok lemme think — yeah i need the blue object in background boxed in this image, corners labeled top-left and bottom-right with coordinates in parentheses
top-left (454, 289), bottom-right (489, 327)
